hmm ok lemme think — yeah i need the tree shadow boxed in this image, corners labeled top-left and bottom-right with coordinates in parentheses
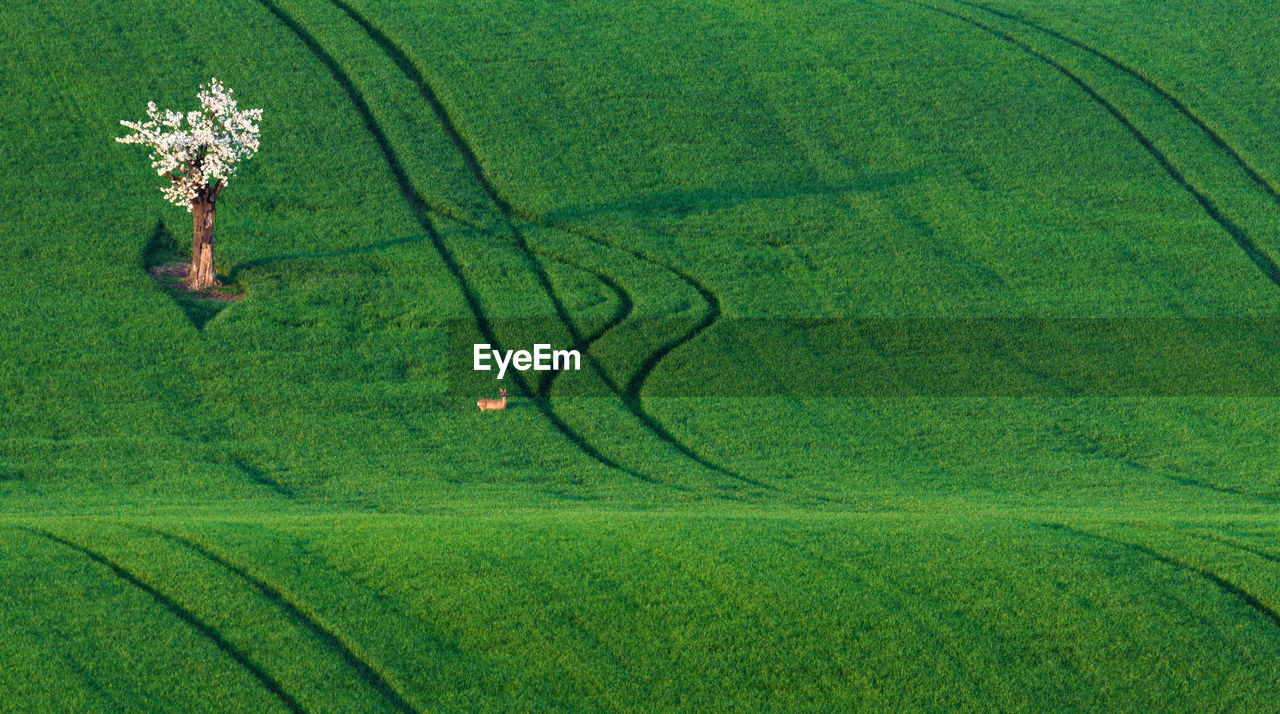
top-left (143, 219), bottom-right (241, 330)
top-left (223, 225), bottom-right (488, 281)
top-left (144, 221), bottom-right (488, 330)
top-left (143, 218), bottom-right (182, 270)
top-left (225, 233), bottom-right (426, 281)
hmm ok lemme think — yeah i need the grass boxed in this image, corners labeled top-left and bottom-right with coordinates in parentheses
top-left (2, 0), bottom-right (1280, 709)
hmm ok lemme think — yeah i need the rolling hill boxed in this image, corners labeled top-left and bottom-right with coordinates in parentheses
top-left (3, 0), bottom-right (1280, 709)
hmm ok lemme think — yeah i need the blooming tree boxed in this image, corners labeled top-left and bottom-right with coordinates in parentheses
top-left (117, 79), bottom-right (262, 289)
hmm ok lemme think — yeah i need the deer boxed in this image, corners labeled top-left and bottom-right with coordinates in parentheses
top-left (477, 387), bottom-right (507, 411)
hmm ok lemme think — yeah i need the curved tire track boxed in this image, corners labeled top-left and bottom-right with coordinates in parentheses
top-left (132, 525), bottom-right (417, 714)
top-left (954, 0), bottom-right (1280, 206)
top-left (323, 0), bottom-right (765, 487)
top-left (1043, 523), bottom-right (1280, 630)
top-left (22, 527), bottom-right (306, 714)
top-left (325, 0), bottom-right (604, 378)
top-left (533, 222), bottom-right (785, 491)
top-left (1050, 421), bottom-right (1280, 505)
top-left (899, 0), bottom-right (1280, 290)
top-left (1195, 531), bottom-right (1280, 566)
top-left (251, 0), bottom-right (651, 482)
top-left (539, 220), bottom-right (809, 493)
top-left (529, 249), bottom-right (634, 401)
top-left (533, 216), bottom-right (782, 489)
top-left (899, 1), bottom-right (1280, 507)
top-left (527, 222), bottom-right (761, 483)
top-left (526, 219), bottom-right (773, 487)
top-left (1158, 472), bottom-right (1280, 504)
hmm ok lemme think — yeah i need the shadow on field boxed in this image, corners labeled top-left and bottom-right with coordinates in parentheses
top-left (225, 233), bottom-right (427, 281)
top-left (542, 171), bottom-right (927, 224)
top-left (223, 225), bottom-right (488, 282)
top-left (143, 220), bottom-right (242, 330)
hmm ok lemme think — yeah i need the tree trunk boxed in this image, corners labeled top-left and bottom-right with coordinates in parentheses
top-left (190, 191), bottom-right (218, 289)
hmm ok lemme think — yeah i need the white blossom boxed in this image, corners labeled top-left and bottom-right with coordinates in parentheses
top-left (117, 78), bottom-right (262, 210)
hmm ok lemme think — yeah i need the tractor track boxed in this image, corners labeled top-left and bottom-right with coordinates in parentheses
top-left (229, 455), bottom-right (296, 500)
top-left (545, 219), bottom-right (857, 499)
top-left (323, 0), bottom-right (630, 397)
top-left (1159, 473), bottom-right (1280, 504)
top-left (899, 0), bottom-right (1280, 291)
top-left (1042, 523), bottom-right (1280, 631)
top-left (21, 527), bottom-right (307, 714)
top-left (523, 216), bottom-right (776, 489)
top-left (342, 0), bottom-right (591, 359)
top-left (1194, 531), bottom-right (1280, 566)
top-left (129, 525), bottom-right (418, 714)
top-left (892, 0), bottom-right (1280, 508)
top-left (531, 254), bottom-right (633, 402)
top-left (227, 212), bottom-right (630, 353)
top-left (953, 0), bottom-right (1280, 206)
top-left (319, 0), bottom-right (766, 488)
top-left (530, 219), bottom-right (768, 486)
top-left (252, 0), bottom-right (655, 484)
top-left (1050, 421), bottom-right (1280, 505)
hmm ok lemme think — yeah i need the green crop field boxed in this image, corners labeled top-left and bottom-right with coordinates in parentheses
top-left (4, 0), bottom-right (1280, 709)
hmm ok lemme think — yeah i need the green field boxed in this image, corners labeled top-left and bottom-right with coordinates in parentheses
top-left (4, 0), bottom-right (1280, 709)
